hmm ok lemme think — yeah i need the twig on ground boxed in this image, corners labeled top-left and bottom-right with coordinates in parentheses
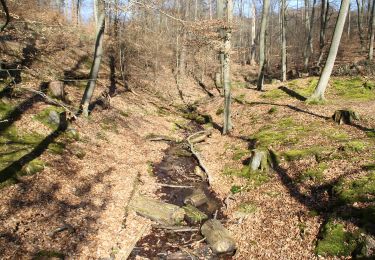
top-left (157, 183), bottom-right (194, 189)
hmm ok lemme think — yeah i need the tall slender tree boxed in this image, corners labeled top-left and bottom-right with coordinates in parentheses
top-left (281, 0), bottom-right (287, 81)
top-left (369, 0), bottom-right (375, 60)
top-left (223, 0), bottom-right (233, 134)
top-left (80, 0), bottom-right (106, 116)
top-left (250, 0), bottom-right (256, 65)
top-left (308, 0), bottom-right (350, 102)
top-left (257, 0), bottom-right (270, 90)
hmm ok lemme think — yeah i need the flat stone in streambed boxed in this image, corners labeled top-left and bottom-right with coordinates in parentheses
top-left (131, 196), bottom-right (185, 225)
top-left (201, 219), bottom-right (236, 254)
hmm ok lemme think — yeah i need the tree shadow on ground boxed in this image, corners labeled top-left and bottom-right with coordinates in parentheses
top-left (268, 152), bottom-right (375, 238)
top-left (0, 112), bottom-right (68, 184)
top-left (0, 38), bottom-right (38, 98)
top-left (278, 86), bottom-right (307, 101)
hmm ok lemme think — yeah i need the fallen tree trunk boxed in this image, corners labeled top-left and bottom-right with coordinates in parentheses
top-left (184, 188), bottom-right (208, 207)
top-left (131, 196), bottom-right (185, 225)
top-left (201, 219), bottom-right (236, 254)
top-left (183, 204), bottom-right (208, 224)
top-left (187, 131), bottom-right (213, 185)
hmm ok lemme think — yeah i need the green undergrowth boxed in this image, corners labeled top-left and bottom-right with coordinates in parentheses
top-left (223, 165), bottom-right (271, 187)
top-left (179, 104), bottom-right (212, 125)
top-left (316, 220), bottom-right (361, 257)
top-left (260, 77), bottom-right (375, 102)
top-left (236, 202), bottom-right (257, 214)
top-left (34, 106), bottom-right (65, 130)
top-left (282, 147), bottom-right (331, 161)
top-left (334, 171), bottom-right (375, 204)
top-left (330, 77), bottom-right (375, 101)
top-left (297, 163), bottom-right (328, 183)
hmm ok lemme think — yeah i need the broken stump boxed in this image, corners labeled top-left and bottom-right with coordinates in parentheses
top-left (48, 81), bottom-right (65, 100)
top-left (332, 109), bottom-right (360, 125)
top-left (131, 196), bottom-right (185, 225)
top-left (249, 149), bottom-right (273, 172)
top-left (201, 219), bottom-right (236, 254)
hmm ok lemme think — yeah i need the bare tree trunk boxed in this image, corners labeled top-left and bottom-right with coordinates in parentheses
top-left (250, 0), bottom-right (256, 65)
top-left (281, 0), bottom-right (287, 81)
top-left (304, 0), bottom-right (316, 70)
top-left (0, 0), bottom-right (10, 32)
top-left (217, 0), bottom-right (225, 91)
top-left (356, 0), bottom-right (366, 50)
top-left (309, 0), bottom-right (350, 102)
top-left (347, 2), bottom-right (351, 37)
top-left (80, 0), bottom-right (105, 116)
top-left (257, 0), bottom-right (270, 91)
top-left (209, 0), bottom-right (212, 19)
top-left (317, 0), bottom-right (329, 66)
top-left (223, 0), bottom-right (233, 134)
top-left (369, 0), bottom-right (375, 60)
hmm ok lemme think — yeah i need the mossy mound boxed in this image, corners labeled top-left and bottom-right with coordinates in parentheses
top-left (335, 171), bottom-right (375, 204)
top-left (34, 106), bottom-right (65, 130)
top-left (223, 165), bottom-right (271, 187)
top-left (316, 220), bottom-right (361, 257)
top-left (331, 77), bottom-right (375, 101)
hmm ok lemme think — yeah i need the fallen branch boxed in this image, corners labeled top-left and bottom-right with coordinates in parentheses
top-left (153, 225), bottom-right (199, 232)
top-left (187, 131), bottom-right (213, 186)
top-left (122, 224), bottom-right (148, 259)
top-left (157, 183), bottom-right (194, 189)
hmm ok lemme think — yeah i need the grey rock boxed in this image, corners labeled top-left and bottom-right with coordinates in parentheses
top-left (48, 111), bottom-right (60, 125)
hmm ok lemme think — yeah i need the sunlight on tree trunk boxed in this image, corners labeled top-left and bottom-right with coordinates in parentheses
top-left (308, 0), bottom-right (350, 102)
top-left (223, 0), bottom-right (233, 135)
top-left (368, 0), bottom-right (375, 60)
top-left (257, 0), bottom-right (270, 91)
top-left (281, 0), bottom-right (287, 82)
top-left (80, 0), bottom-right (105, 117)
top-left (304, 0), bottom-right (316, 70)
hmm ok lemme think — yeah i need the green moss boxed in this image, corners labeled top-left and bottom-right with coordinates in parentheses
top-left (234, 94), bottom-right (246, 104)
top-left (289, 78), bottom-right (318, 97)
top-left (282, 147), bottom-right (329, 161)
top-left (21, 159), bottom-right (45, 176)
top-left (267, 106), bottom-right (278, 114)
top-left (48, 142), bottom-right (66, 154)
top-left (119, 110), bottom-right (130, 117)
top-left (183, 204), bottom-right (208, 224)
top-left (250, 129), bottom-right (290, 147)
top-left (335, 171), bottom-right (375, 204)
top-left (261, 89), bottom-right (287, 100)
top-left (34, 106), bottom-right (65, 130)
top-left (223, 165), bottom-right (270, 186)
top-left (297, 163), bottom-right (327, 183)
top-left (232, 81), bottom-right (248, 89)
top-left (0, 100), bottom-right (14, 119)
top-left (236, 202), bottom-right (257, 214)
top-left (330, 77), bottom-right (375, 101)
top-left (324, 129), bottom-right (350, 142)
top-left (230, 185), bottom-right (243, 194)
top-left (315, 220), bottom-right (359, 257)
top-left (232, 148), bottom-right (248, 161)
top-left (216, 108), bottom-right (224, 115)
top-left (344, 141), bottom-right (366, 152)
top-left (101, 117), bottom-right (119, 133)
top-left (33, 250), bottom-right (65, 259)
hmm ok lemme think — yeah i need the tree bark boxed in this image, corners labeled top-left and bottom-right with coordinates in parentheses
top-left (369, 0), bottom-right (375, 60)
top-left (223, 0), bottom-right (233, 134)
top-left (257, 0), bottom-right (270, 90)
top-left (250, 0), bottom-right (256, 65)
top-left (309, 0), bottom-right (350, 101)
top-left (304, 0), bottom-right (317, 70)
top-left (80, 0), bottom-right (105, 116)
top-left (281, 0), bottom-right (287, 81)
top-left (317, 0), bottom-right (330, 66)
top-left (0, 0), bottom-right (10, 32)
top-left (356, 0), bottom-right (366, 50)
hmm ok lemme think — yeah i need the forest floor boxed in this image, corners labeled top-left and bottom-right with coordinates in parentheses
top-left (1, 11), bottom-right (375, 260)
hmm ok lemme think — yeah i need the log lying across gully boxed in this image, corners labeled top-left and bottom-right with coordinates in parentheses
top-left (187, 130), bottom-right (213, 185)
top-left (130, 196), bottom-right (185, 225)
